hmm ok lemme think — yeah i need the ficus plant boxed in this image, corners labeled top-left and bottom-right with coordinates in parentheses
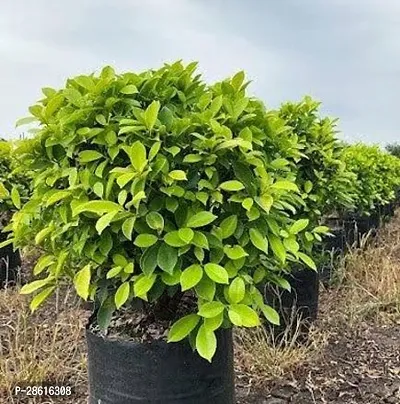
top-left (342, 144), bottom-right (400, 216)
top-left (7, 61), bottom-right (318, 361)
top-left (0, 139), bottom-right (31, 217)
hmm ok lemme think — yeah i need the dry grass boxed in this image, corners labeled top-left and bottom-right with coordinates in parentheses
top-left (235, 212), bottom-right (400, 391)
top-left (0, 285), bottom-right (88, 403)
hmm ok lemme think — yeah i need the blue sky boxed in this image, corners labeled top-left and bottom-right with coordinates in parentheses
top-left (1, 0), bottom-right (399, 145)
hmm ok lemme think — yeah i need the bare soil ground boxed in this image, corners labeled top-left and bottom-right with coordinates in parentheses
top-left (1, 215), bottom-right (400, 403)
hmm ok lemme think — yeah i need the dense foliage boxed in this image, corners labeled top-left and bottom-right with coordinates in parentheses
top-left (0, 139), bottom-right (31, 216)
top-left (8, 62), bottom-right (321, 361)
top-left (3, 61), bottom-right (400, 362)
top-left (342, 144), bottom-right (400, 215)
top-left (386, 142), bottom-right (400, 159)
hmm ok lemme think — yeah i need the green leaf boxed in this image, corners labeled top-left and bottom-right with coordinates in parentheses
top-left (157, 243), bottom-right (178, 274)
top-left (146, 212), bottom-right (164, 232)
top-left (164, 231), bottom-right (187, 247)
top-left (169, 170), bottom-right (187, 181)
top-left (228, 304), bottom-right (260, 327)
top-left (16, 116), bottom-right (37, 127)
top-left (298, 252), bottom-right (317, 270)
top-left (30, 286), bottom-right (55, 312)
top-left (261, 305), bottom-right (280, 325)
top-left (219, 180), bottom-right (245, 192)
top-left (106, 266), bottom-right (123, 279)
top-left (220, 215), bottom-right (238, 239)
top-left (196, 325), bottom-right (217, 362)
top-left (74, 200), bottom-right (122, 215)
top-left (289, 219), bottom-right (309, 234)
top-left (144, 100), bottom-right (160, 130)
top-left (115, 282), bottom-right (130, 309)
top-left (96, 211), bottom-right (118, 235)
top-left (223, 245), bottom-right (248, 260)
top-left (304, 180), bottom-right (313, 193)
top-left (168, 314), bottom-right (200, 342)
top-left (46, 191), bottom-right (71, 207)
top-left (283, 236), bottom-right (299, 254)
top-left (195, 277), bottom-right (216, 301)
top-left (79, 150), bottom-right (103, 163)
top-left (268, 234), bottom-right (286, 263)
top-left (249, 228), bottom-right (268, 252)
top-left (228, 277), bottom-right (245, 304)
top-left (140, 244), bottom-right (159, 276)
top-left (122, 217), bottom-right (136, 240)
top-left (180, 264), bottom-right (203, 291)
top-left (73, 264), bottom-right (91, 300)
top-left (11, 187), bottom-right (21, 209)
top-left (97, 298), bottom-right (114, 331)
top-left (183, 154), bottom-right (202, 163)
top-left (178, 228), bottom-right (194, 244)
top-left (204, 312), bottom-right (224, 331)
top-left (271, 180), bottom-right (299, 192)
top-left (198, 301), bottom-right (225, 318)
top-left (204, 263), bottom-right (229, 284)
top-left (134, 234), bottom-right (158, 248)
top-left (242, 198), bottom-right (253, 211)
top-left (134, 274), bottom-right (156, 297)
top-left (192, 232), bottom-right (209, 249)
top-left (128, 141), bottom-right (147, 172)
top-left (187, 211), bottom-right (217, 228)
top-left (33, 255), bottom-right (55, 275)
top-left (120, 84), bottom-right (138, 94)
top-left (20, 278), bottom-right (53, 295)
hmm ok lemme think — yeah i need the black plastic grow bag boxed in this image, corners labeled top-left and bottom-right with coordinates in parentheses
top-left (263, 269), bottom-right (319, 338)
top-left (86, 326), bottom-right (235, 404)
top-left (0, 231), bottom-right (21, 287)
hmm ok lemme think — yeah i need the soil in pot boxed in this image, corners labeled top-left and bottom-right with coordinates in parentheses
top-left (86, 293), bottom-right (235, 404)
top-left (262, 269), bottom-right (319, 343)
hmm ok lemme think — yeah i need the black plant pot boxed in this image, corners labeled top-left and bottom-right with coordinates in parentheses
top-left (86, 326), bottom-right (235, 404)
top-left (343, 215), bottom-right (374, 248)
top-left (0, 230), bottom-right (21, 287)
top-left (263, 269), bottom-right (319, 340)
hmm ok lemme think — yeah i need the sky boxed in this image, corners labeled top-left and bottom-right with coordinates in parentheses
top-left (0, 0), bottom-right (399, 145)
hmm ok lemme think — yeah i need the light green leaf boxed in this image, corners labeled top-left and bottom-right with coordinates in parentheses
top-left (178, 228), bottom-right (194, 244)
top-left (168, 314), bottom-right (200, 342)
top-left (79, 150), bottom-right (103, 163)
top-left (229, 304), bottom-right (260, 327)
top-left (106, 266), bottom-right (123, 279)
top-left (219, 180), bottom-right (245, 192)
top-left (73, 264), bottom-right (91, 300)
top-left (127, 141), bottom-right (147, 172)
top-left (20, 278), bottom-right (53, 295)
top-left (33, 255), bottom-right (55, 275)
top-left (30, 286), bottom-right (55, 312)
top-left (144, 100), bottom-right (160, 130)
top-left (115, 282), bottom-right (130, 309)
top-left (134, 274), bottom-right (156, 297)
top-left (196, 325), bottom-right (217, 362)
top-left (146, 212), bottom-right (164, 232)
top-left (11, 187), bottom-right (21, 209)
top-left (228, 277), bottom-right (245, 304)
top-left (120, 84), bottom-right (138, 94)
top-left (74, 200), bottom-right (122, 216)
top-left (298, 252), bottom-right (317, 270)
top-left (268, 234), bottom-right (286, 263)
top-left (180, 264), bottom-right (203, 291)
top-left (122, 217), bottom-right (136, 240)
top-left (220, 215), bottom-right (238, 239)
top-left (187, 211), bottom-right (217, 228)
top-left (164, 231), bottom-right (187, 247)
top-left (134, 234), bottom-right (158, 248)
top-left (195, 277), bottom-right (216, 301)
top-left (204, 263), bottom-right (229, 284)
top-left (46, 191), bottom-right (71, 207)
top-left (261, 305), bottom-right (280, 325)
top-left (271, 180), bottom-right (299, 192)
top-left (168, 170), bottom-right (187, 181)
top-left (249, 228), bottom-right (268, 252)
top-left (289, 219), bottom-right (309, 234)
top-left (95, 211), bottom-right (118, 235)
top-left (198, 301), bottom-right (225, 318)
top-left (223, 245), bottom-right (248, 260)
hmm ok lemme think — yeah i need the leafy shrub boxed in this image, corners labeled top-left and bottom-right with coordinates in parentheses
top-left (0, 139), bottom-right (31, 217)
top-left (386, 142), bottom-right (400, 159)
top-left (277, 97), bottom-right (356, 221)
top-left (9, 61), bottom-right (318, 361)
top-left (342, 144), bottom-right (400, 215)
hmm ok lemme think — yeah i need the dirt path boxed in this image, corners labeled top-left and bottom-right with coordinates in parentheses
top-left (237, 310), bottom-right (400, 404)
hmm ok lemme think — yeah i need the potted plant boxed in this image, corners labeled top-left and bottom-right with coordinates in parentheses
top-left (0, 139), bottom-right (30, 286)
top-left (8, 62), bottom-right (318, 403)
